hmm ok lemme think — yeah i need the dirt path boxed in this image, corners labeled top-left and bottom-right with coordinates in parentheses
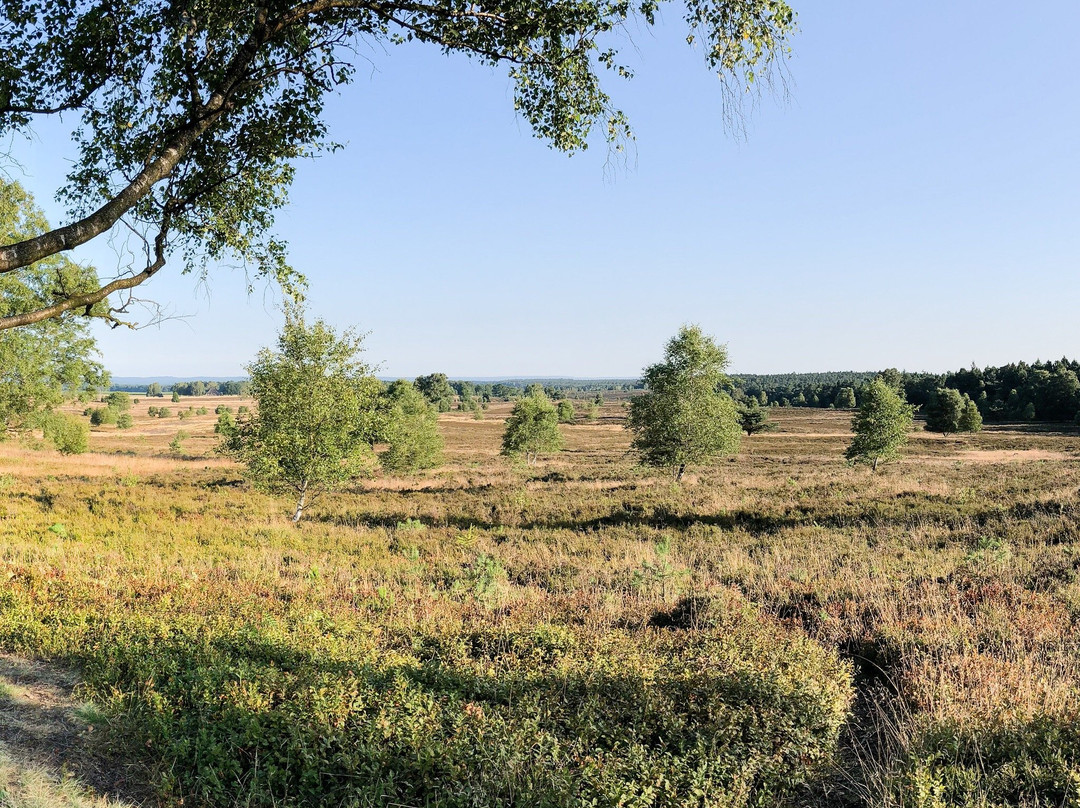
top-left (0, 655), bottom-right (145, 807)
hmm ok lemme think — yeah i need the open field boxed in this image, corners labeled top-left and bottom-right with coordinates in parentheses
top-left (2, 402), bottom-right (1080, 806)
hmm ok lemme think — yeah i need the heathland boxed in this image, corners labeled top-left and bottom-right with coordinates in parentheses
top-left (1, 398), bottom-right (1079, 807)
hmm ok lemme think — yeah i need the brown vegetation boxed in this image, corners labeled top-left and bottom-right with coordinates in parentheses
top-left (1, 403), bottom-right (1079, 805)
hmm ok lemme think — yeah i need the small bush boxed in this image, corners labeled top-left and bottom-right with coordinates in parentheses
top-left (89, 407), bottom-right (118, 426)
top-left (157, 408), bottom-right (171, 418)
top-left (116, 413), bottom-right (134, 430)
top-left (25, 607), bottom-right (851, 808)
top-left (105, 391), bottom-right (132, 411)
top-left (41, 413), bottom-right (89, 455)
top-left (169, 430), bottom-right (189, 454)
top-left (195, 407), bottom-right (209, 416)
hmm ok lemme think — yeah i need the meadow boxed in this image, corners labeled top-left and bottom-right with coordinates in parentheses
top-left (1, 398), bottom-right (1080, 807)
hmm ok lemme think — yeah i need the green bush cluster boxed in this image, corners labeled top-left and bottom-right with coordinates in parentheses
top-left (0, 596), bottom-right (851, 808)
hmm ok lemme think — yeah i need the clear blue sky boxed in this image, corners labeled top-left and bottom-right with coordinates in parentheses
top-left (8, 1), bottom-right (1080, 379)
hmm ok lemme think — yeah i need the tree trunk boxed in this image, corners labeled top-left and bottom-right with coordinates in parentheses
top-left (872, 457), bottom-right (879, 473)
top-left (292, 485), bottom-right (308, 523)
top-left (674, 464), bottom-right (686, 483)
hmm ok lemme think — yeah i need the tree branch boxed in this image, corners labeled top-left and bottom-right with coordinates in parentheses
top-left (0, 223), bottom-right (169, 331)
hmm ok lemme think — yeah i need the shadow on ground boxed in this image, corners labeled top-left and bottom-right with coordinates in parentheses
top-left (0, 654), bottom-right (148, 806)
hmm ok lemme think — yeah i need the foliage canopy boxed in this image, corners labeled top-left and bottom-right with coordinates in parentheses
top-left (0, 0), bottom-right (795, 329)
top-left (0, 179), bottom-right (106, 435)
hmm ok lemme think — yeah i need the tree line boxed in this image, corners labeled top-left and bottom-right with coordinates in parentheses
top-left (734, 360), bottom-right (1080, 423)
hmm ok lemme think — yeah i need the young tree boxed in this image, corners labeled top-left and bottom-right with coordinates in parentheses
top-left (958, 396), bottom-right (983, 433)
top-left (171, 389), bottom-right (181, 403)
top-left (626, 325), bottom-right (741, 481)
top-left (0, 179), bottom-right (107, 435)
top-left (0, 1), bottom-right (794, 330)
top-left (845, 378), bottom-right (914, 472)
top-left (146, 382), bottom-right (163, 398)
top-left (556, 400), bottom-right (576, 424)
top-left (379, 380), bottom-right (444, 473)
top-left (924, 387), bottom-right (965, 436)
top-left (737, 398), bottom-right (778, 436)
top-left (502, 394), bottom-right (563, 465)
top-left (221, 311), bottom-right (382, 522)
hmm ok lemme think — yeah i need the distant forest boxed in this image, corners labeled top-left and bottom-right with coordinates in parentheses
top-left (116, 359), bottom-right (1080, 423)
top-left (732, 359), bottom-right (1080, 423)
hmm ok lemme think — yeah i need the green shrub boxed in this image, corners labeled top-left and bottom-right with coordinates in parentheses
top-left (116, 413), bottom-right (134, 430)
top-left (89, 407), bottom-right (118, 426)
top-left (890, 716), bottom-right (1080, 807)
top-left (157, 408), bottom-right (171, 419)
top-left (105, 391), bottom-right (132, 411)
top-left (196, 407), bottom-right (209, 416)
top-left (0, 606), bottom-right (851, 808)
top-left (214, 411), bottom-right (235, 435)
top-left (556, 399), bottom-right (576, 424)
top-left (379, 381), bottom-right (443, 473)
top-left (169, 431), bottom-right (189, 454)
top-left (40, 412), bottom-right (89, 454)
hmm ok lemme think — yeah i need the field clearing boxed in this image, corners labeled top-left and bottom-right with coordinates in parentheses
top-left (2, 403), bottom-right (1080, 806)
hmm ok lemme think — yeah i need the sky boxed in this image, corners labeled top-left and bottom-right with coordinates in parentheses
top-left (6, 1), bottom-right (1080, 379)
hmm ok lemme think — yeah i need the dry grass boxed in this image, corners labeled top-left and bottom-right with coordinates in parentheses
top-left (2, 402), bottom-right (1080, 804)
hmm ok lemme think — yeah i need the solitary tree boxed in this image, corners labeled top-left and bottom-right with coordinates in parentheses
top-left (146, 382), bottom-right (163, 398)
top-left (0, 0), bottom-right (795, 330)
top-left (626, 325), bottom-right (741, 481)
top-left (556, 400), bottom-right (576, 424)
top-left (502, 393), bottom-right (563, 465)
top-left (737, 398), bottom-right (778, 435)
top-left (379, 380), bottom-right (444, 473)
top-left (845, 378), bottom-right (914, 472)
top-left (924, 387), bottom-right (965, 436)
top-left (958, 396), bottom-right (983, 433)
top-left (221, 310), bottom-right (381, 522)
